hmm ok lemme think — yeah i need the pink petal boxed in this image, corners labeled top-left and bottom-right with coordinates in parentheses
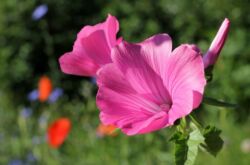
top-left (111, 34), bottom-right (172, 104)
top-left (138, 34), bottom-right (172, 76)
top-left (81, 30), bottom-right (112, 66)
top-left (75, 14), bottom-right (119, 49)
top-left (163, 44), bottom-right (206, 124)
top-left (59, 52), bottom-right (99, 76)
top-left (59, 14), bottom-right (120, 77)
top-left (106, 14), bottom-right (120, 47)
top-left (122, 111), bottom-right (170, 135)
top-left (97, 64), bottom-right (167, 134)
top-left (168, 88), bottom-right (194, 124)
top-left (203, 18), bottom-right (230, 68)
top-left (97, 35), bottom-right (206, 135)
top-left (97, 64), bottom-right (161, 114)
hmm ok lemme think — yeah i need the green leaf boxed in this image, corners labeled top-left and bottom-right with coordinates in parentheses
top-left (170, 123), bottom-right (204, 165)
top-left (203, 97), bottom-right (237, 108)
top-left (170, 131), bottom-right (188, 165)
top-left (202, 126), bottom-right (224, 157)
top-left (185, 123), bottom-right (205, 165)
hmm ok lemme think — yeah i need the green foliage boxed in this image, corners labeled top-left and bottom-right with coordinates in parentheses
top-left (186, 124), bottom-right (204, 165)
top-left (171, 123), bottom-right (204, 165)
top-left (170, 131), bottom-right (188, 165)
top-left (202, 126), bottom-right (224, 157)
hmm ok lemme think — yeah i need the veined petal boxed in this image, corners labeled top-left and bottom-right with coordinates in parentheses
top-left (111, 34), bottom-right (172, 104)
top-left (59, 52), bottom-right (99, 76)
top-left (97, 64), bottom-right (160, 114)
top-left (138, 34), bottom-right (172, 76)
top-left (59, 14), bottom-right (120, 77)
top-left (163, 44), bottom-right (206, 123)
top-left (203, 18), bottom-right (230, 68)
top-left (77, 14), bottom-right (119, 48)
top-left (165, 44), bottom-right (205, 96)
top-left (81, 30), bottom-right (112, 66)
top-left (106, 14), bottom-right (120, 47)
top-left (97, 64), bottom-right (135, 94)
top-left (97, 64), bottom-right (165, 133)
top-left (122, 111), bottom-right (170, 135)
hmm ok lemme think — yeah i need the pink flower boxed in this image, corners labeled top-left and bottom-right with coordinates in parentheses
top-left (59, 14), bottom-right (121, 76)
top-left (96, 34), bottom-right (206, 135)
top-left (203, 18), bottom-right (230, 68)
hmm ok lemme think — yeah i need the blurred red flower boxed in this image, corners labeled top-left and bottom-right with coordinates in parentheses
top-left (47, 118), bottom-right (71, 148)
top-left (96, 123), bottom-right (118, 137)
top-left (38, 76), bottom-right (52, 102)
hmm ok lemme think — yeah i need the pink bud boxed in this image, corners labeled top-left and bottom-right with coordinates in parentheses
top-left (203, 18), bottom-right (230, 68)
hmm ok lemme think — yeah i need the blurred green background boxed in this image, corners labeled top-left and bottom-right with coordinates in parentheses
top-left (0, 0), bottom-right (250, 164)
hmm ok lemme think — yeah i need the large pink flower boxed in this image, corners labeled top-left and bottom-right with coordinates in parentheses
top-left (59, 14), bottom-right (121, 76)
top-left (203, 18), bottom-right (230, 68)
top-left (96, 34), bottom-right (206, 135)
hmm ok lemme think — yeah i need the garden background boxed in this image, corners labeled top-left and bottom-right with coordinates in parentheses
top-left (0, 0), bottom-right (250, 164)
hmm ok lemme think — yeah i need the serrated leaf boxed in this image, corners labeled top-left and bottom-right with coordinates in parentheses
top-left (202, 126), bottom-right (224, 156)
top-left (171, 123), bottom-right (204, 165)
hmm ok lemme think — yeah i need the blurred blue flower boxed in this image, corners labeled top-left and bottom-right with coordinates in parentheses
top-left (32, 4), bottom-right (48, 20)
top-left (26, 152), bottom-right (36, 162)
top-left (48, 88), bottom-right (63, 103)
top-left (91, 77), bottom-right (97, 84)
top-left (8, 159), bottom-right (23, 165)
top-left (20, 107), bottom-right (32, 118)
top-left (27, 89), bottom-right (38, 101)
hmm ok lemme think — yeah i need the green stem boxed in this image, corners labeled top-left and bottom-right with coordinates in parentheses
top-left (203, 97), bottom-right (237, 108)
top-left (179, 117), bottom-right (187, 134)
top-left (189, 114), bottom-right (202, 129)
